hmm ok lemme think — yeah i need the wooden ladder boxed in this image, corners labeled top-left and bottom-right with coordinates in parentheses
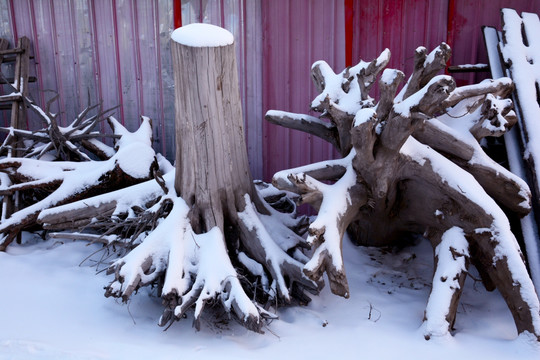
top-left (0, 36), bottom-right (33, 226)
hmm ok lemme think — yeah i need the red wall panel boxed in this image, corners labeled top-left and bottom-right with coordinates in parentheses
top-left (262, 0), bottom-right (345, 181)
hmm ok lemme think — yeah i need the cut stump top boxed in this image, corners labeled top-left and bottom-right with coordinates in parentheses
top-left (171, 23), bottom-right (234, 47)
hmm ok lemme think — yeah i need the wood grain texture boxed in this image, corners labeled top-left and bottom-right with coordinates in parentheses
top-left (171, 39), bottom-right (253, 230)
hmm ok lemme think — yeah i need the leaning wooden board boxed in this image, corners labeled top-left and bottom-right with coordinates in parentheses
top-left (483, 8), bottom-right (540, 294)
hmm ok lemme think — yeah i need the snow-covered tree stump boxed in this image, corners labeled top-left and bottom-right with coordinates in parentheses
top-left (103, 24), bottom-right (317, 332)
top-left (267, 43), bottom-right (540, 340)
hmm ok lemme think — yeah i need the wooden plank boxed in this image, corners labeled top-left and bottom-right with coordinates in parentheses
top-left (0, 75), bottom-right (36, 84)
top-left (0, 0), bottom-right (14, 128)
top-left (500, 9), bottom-right (540, 226)
top-left (0, 48), bottom-right (24, 55)
top-left (483, 24), bottom-right (540, 296)
top-left (447, 64), bottom-right (490, 73)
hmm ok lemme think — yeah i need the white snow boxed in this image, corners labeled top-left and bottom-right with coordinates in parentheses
top-left (401, 136), bottom-right (540, 332)
top-left (304, 151), bottom-right (359, 276)
top-left (423, 227), bottom-right (469, 338)
top-left (1, 234), bottom-right (539, 359)
top-left (354, 108), bottom-right (377, 127)
top-left (171, 23), bottom-right (234, 47)
top-left (238, 194), bottom-right (306, 300)
top-left (310, 49), bottom-right (390, 115)
top-left (380, 68), bottom-right (402, 85)
top-left (454, 63), bottom-right (488, 69)
top-left (393, 75), bottom-right (453, 117)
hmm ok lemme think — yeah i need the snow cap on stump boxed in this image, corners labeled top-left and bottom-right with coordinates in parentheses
top-left (171, 23), bottom-right (234, 47)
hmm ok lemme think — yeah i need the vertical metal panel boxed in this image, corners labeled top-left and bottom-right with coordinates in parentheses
top-left (72, 0), bottom-right (99, 112)
top-left (353, 0), bottom-right (448, 81)
top-left (243, 0), bottom-right (263, 179)
top-left (113, 0), bottom-right (139, 126)
top-left (91, 0), bottom-right (121, 133)
top-left (0, 0), bottom-right (13, 126)
top-left (51, 0), bottom-right (80, 125)
top-left (135, 0), bottom-right (163, 152)
top-left (157, 0), bottom-right (175, 160)
top-left (262, 0), bottom-right (345, 181)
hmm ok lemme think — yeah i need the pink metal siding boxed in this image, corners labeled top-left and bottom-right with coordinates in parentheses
top-left (352, 0), bottom-right (448, 77)
top-left (262, 0), bottom-right (346, 181)
top-left (0, 0), bottom-right (260, 171)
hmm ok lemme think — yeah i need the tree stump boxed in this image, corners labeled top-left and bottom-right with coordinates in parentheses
top-left (0, 24), bottom-right (316, 333)
top-left (171, 24), bottom-right (254, 231)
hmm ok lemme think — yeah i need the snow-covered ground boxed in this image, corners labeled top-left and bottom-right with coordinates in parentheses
top-left (1, 234), bottom-right (539, 360)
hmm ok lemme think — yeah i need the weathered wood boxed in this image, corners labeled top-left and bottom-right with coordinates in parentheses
top-left (499, 9), bottom-right (540, 232)
top-left (483, 23), bottom-right (540, 296)
top-left (447, 64), bottom-right (489, 73)
top-left (0, 39), bottom-right (9, 65)
top-left (269, 43), bottom-right (540, 340)
top-left (1, 37), bottom-right (31, 236)
top-left (265, 110), bottom-right (339, 149)
top-left (39, 200), bottom-right (117, 230)
top-left (171, 33), bottom-right (254, 231)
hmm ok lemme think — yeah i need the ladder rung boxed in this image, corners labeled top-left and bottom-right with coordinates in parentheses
top-left (0, 48), bottom-right (24, 56)
top-left (0, 55), bottom-right (35, 63)
top-left (0, 76), bottom-right (37, 84)
top-left (0, 93), bottom-right (22, 102)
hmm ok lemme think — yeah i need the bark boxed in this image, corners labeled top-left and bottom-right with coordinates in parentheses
top-left (172, 37), bottom-right (254, 231)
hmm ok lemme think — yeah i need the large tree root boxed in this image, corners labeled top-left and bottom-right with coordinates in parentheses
top-left (99, 175), bottom-right (318, 332)
top-left (267, 43), bottom-right (540, 340)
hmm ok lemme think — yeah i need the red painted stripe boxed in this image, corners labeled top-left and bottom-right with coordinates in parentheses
top-left (446, 0), bottom-right (456, 74)
top-left (173, 0), bottom-right (182, 29)
top-left (345, 0), bottom-right (353, 67)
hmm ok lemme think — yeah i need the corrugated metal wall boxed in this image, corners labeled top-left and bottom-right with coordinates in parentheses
top-left (0, 0), bottom-right (262, 176)
top-left (0, 0), bottom-right (178, 159)
top-left (2, 0), bottom-right (540, 181)
top-left (262, 0), bottom-right (346, 181)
